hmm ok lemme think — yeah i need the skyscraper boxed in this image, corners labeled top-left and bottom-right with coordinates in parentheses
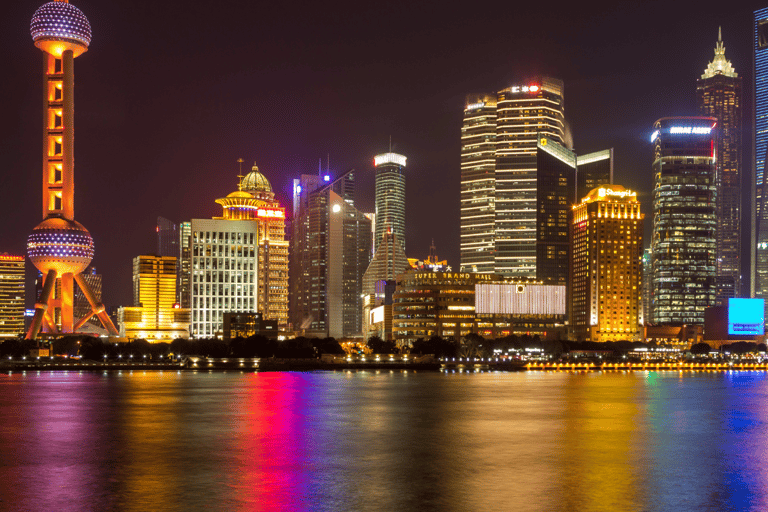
top-left (157, 217), bottom-right (179, 258)
top-left (0, 255), bottom-right (25, 338)
top-left (26, 0), bottom-right (117, 339)
top-left (571, 185), bottom-right (644, 342)
top-left (215, 164), bottom-right (289, 329)
top-left (755, 9), bottom-right (768, 307)
top-left (462, 79), bottom-right (572, 277)
top-left (118, 255), bottom-right (191, 340)
top-left (184, 165), bottom-right (289, 337)
top-left (373, 153), bottom-right (407, 254)
top-left (494, 78), bottom-right (566, 278)
top-left (290, 170), bottom-right (371, 338)
top-left (650, 117), bottom-right (717, 325)
top-left (698, 28), bottom-right (742, 303)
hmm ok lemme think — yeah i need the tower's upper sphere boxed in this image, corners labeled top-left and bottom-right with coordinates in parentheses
top-left (27, 217), bottom-right (94, 275)
top-left (31, 1), bottom-right (91, 57)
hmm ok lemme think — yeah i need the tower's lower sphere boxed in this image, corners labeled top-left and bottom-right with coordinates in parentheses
top-left (27, 217), bottom-right (94, 275)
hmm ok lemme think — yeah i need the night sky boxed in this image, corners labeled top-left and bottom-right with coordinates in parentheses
top-left (0, 0), bottom-right (764, 308)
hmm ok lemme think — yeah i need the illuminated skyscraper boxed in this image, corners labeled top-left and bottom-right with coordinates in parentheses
top-left (215, 164), bottom-right (289, 329)
top-left (650, 117), bottom-right (717, 325)
top-left (26, 0), bottom-right (117, 339)
top-left (290, 170), bottom-right (371, 337)
top-left (755, 9), bottom-right (768, 307)
top-left (698, 28), bottom-right (742, 303)
top-left (571, 186), bottom-right (644, 342)
top-left (461, 78), bottom-right (567, 277)
top-left (185, 164), bottom-right (289, 337)
top-left (460, 94), bottom-right (497, 274)
top-left (373, 153), bottom-right (407, 254)
top-left (0, 255), bottom-right (25, 338)
top-left (118, 256), bottom-right (190, 341)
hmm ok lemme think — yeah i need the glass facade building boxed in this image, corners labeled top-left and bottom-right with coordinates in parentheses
top-left (290, 170), bottom-right (371, 338)
top-left (755, 9), bottom-right (768, 311)
top-left (697, 28), bottom-right (742, 303)
top-left (650, 117), bottom-right (717, 325)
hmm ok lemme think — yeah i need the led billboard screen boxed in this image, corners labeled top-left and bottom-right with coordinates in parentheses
top-left (728, 298), bottom-right (765, 336)
top-left (475, 284), bottom-right (566, 316)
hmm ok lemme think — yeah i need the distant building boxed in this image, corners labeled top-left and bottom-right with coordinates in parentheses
top-left (0, 254), bottom-right (25, 338)
top-left (118, 255), bottom-right (190, 341)
top-left (290, 170), bottom-right (371, 338)
top-left (373, 152), bottom-right (407, 254)
top-left (650, 117), bottom-right (717, 325)
top-left (697, 28), bottom-right (742, 303)
top-left (571, 185), bottom-right (644, 342)
top-left (642, 248), bottom-right (652, 324)
top-left (157, 216), bottom-right (179, 258)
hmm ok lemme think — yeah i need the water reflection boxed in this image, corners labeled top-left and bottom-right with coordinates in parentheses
top-left (1, 371), bottom-right (768, 511)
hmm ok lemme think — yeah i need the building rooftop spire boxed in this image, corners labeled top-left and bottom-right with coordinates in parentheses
top-left (702, 26), bottom-right (738, 79)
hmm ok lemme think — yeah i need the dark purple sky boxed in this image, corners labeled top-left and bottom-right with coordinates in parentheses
top-left (0, 0), bottom-right (763, 307)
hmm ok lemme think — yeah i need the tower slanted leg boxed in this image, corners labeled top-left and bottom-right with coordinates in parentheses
top-left (26, 269), bottom-right (56, 340)
top-left (74, 273), bottom-right (118, 335)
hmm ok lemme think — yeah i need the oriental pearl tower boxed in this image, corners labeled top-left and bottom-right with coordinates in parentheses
top-left (25, 0), bottom-right (118, 339)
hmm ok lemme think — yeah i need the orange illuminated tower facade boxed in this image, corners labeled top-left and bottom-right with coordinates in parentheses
top-left (25, 0), bottom-right (118, 339)
top-left (571, 185), bottom-right (644, 342)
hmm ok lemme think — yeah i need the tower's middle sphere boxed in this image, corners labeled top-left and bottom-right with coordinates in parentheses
top-left (27, 217), bottom-right (94, 275)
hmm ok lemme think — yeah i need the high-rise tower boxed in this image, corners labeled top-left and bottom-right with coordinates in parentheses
top-left (290, 170), bottom-right (371, 337)
top-left (460, 78), bottom-right (567, 277)
top-left (26, 0), bottom-right (118, 339)
top-left (697, 28), bottom-right (742, 303)
top-left (754, 9), bottom-right (768, 309)
top-left (373, 153), bottom-right (407, 254)
top-left (571, 185), bottom-right (644, 342)
top-left (650, 117), bottom-right (717, 325)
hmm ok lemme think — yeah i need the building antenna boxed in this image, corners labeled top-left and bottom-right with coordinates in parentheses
top-left (389, 135), bottom-right (392, 152)
top-left (236, 158), bottom-right (244, 190)
top-left (327, 153), bottom-right (330, 174)
top-left (318, 158), bottom-right (322, 177)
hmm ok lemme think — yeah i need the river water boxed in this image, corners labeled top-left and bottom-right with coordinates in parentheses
top-left (0, 370), bottom-right (766, 511)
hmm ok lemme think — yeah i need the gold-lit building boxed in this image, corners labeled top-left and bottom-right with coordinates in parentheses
top-left (0, 254), bottom-right (25, 338)
top-left (571, 185), bottom-right (644, 342)
top-left (118, 255), bottom-right (190, 341)
top-left (184, 163), bottom-right (288, 337)
top-left (214, 164), bottom-right (289, 330)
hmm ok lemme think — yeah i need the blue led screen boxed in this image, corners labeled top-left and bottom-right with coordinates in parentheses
top-left (728, 298), bottom-right (765, 336)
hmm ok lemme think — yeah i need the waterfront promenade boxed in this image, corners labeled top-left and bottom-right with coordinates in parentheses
top-left (3, 357), bottom-right (768, 372)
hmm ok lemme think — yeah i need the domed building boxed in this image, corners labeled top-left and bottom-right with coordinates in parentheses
top-left (183, 162), bottom-right (288, 337)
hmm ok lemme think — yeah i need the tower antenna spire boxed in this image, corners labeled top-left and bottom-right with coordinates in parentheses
top-left (236, 158), bottom-right (244, 190)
